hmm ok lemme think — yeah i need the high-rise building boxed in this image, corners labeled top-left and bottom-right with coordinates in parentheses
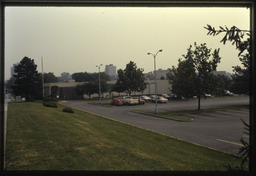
top-left (10, 63), bottom-right (18, 78)
top-left (105, 64), bottom-right (117, 80)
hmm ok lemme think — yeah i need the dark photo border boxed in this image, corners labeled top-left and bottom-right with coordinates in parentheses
top-left (0, 0), bottom-right (255, 176)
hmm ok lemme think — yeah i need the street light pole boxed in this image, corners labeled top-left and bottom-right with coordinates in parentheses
top-left (147, 50), bottom-right (163, 113)
top-left (96, 64), bottom-right (103, 104)
top-left (41, 56), bottom-right (44, 98)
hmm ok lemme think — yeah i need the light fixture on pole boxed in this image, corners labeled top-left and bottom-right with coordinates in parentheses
top-left (147, 49), bottom-right (163, 113)
top-left (96, 64), bottom-right (103, 104)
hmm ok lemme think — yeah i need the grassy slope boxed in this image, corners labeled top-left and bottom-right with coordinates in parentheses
top-left (5, 102), bottom-right (244, 170)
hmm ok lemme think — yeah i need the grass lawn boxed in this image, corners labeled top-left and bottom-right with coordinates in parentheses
top-left (5, 102), bottom-right (246, 170)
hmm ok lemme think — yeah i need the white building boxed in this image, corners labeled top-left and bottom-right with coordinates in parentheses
top-left (145, 69), bottom-right (169, 80)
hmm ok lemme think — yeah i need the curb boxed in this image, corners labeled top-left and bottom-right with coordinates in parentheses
top-left (130, 111), bottom-right (193, 122)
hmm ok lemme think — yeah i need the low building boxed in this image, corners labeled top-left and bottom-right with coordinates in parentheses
top-left (44, 80), bottom-right (172, 100)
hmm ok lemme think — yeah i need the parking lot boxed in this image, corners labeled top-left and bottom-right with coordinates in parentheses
top-left (61, 96), bottom-right (249, 155)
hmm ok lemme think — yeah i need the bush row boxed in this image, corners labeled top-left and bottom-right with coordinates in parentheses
top-left (43, 96), bottom-right (75, 113)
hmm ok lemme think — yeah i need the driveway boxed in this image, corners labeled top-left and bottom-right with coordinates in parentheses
top-left (61, 96), bottom-right (249, 155)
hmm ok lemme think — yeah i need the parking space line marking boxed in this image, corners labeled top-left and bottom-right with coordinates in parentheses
top-left (227, 109), bottom-right (249, 113)
top-left (216, 139), bottom-right (243, 147)
top-left (185, 114), bottom-right (212, 119)
top-left (216, 111), bottom-right (243, 116)
top-left (201, 112), bottom-right (230, 118)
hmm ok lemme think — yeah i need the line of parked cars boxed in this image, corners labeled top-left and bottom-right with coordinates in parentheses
top-left (111, 94), bottom-right (170, 106)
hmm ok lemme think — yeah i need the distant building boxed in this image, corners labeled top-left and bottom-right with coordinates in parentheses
top-left (212, 71), bottom-right (232, 79)
top-left (105, 64), bottom-right (117, 80)
top-left (145, 69), bottom-right (169, 80)
top-left (10, 63), bottom-right (18, 77)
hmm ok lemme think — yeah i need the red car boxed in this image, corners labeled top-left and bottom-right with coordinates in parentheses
top-left (138, 98), bottom-right (145, 105)
top-left (111, 98), bottom-right (123, 106)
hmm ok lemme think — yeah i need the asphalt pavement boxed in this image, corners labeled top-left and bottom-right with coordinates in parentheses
top-left (61, 96), bottom-right (249, 155)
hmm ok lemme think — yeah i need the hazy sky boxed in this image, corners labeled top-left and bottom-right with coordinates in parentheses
top-left (5, 7), bottom-right (250, 80)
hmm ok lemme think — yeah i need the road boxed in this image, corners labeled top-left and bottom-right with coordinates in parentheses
top-left (61, 96), bottom-right (249, 155)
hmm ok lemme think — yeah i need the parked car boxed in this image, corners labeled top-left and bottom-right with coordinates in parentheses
top-left (140, 95), bottom-right (151, 101)
top-left (150, 95), bottom-right (157, 101)
top-left (135, 97), bottom-right (145, 105)
top-left (120, 96), bottom-right (139, 105)
top-left (168, 93), bottom-right (177, 99)
top-left (151, 96), bottom-right (168, 103)
top-left (204, 94), bottom-right (212, 98)
top-left (111, 98), bottom-right (123, 106)
top-left (157, 96), bottom-right (168, 103)
top-left (160, 94), bottom-right (171, 100)
top-left (224, 90), bottom-right (234, 96)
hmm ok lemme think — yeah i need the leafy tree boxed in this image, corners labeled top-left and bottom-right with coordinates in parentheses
top-left (75, 80), bottom-right (109, 99)
top-left (167, 43), bottom-right (221, 110)
top-left (75, 82), bottom-right (97, 99)
top-left (5, 77), bottom-right (15, 92)
top-left (40, 72), bottom-right (58, 83)
top-left (112, 69), bottom-right (126, 94)
top-left (205, 25), bottom-right (251, 171)
top-left (214, 74), bottom-right (231, 96)
top-left (204, 25), bottom-right (250, 94)
top-left (115, 61), bottom-right (147, 95)
top-left (12, 56), bottom-right (42, 100)
top-left (59, 72), bottom-right (71, 82)
top-left (72, 72), bottom-right (90, 82)
top-left (72, 72), bottom-right (110, 82)
top-left (91, 72), bottom-right (110, 82)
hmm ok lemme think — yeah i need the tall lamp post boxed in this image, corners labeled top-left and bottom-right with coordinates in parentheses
top-left (147, 49), bottom-right (163, 113)
top-left (96, 64), bottom-right (103, 104)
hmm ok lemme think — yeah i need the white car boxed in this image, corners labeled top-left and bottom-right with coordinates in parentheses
top-left (140, 95), bottom-right (151, 101)
top-left (151, 96), bottom-right (168, 103)
top-left (160, 94), bottom-right (171, 100)
top-left (120, 96), bottom-right (139, 105)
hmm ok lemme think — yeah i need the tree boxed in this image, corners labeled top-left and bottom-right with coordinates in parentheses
top-left (112, 69), bottom-right (126, 94)
top-left (72, 72), bottom-right (110, 82)
top-left (204, 25), bottom-right (250, 94)
top-left (167, 43), bottom-right (221, 110)
top-left (214, 74), bottom-right (231, 96)
top-left (5, 77), bottom-right (15, 92)
top-left (59, 72), bottom-right (71, 82)
top-left (40, 72), bottom-right (58, 83)
top-left (75, 82), bottom-right (96, 99)
top-left (205, 25), bottom-right (251, 170)
top-left (115, 61), bottom-right (147, 95)
top-left (72, 72), bottom-right (90, 82)
top-left (75, 80), bottom-right (109, 99)
top-left (12, 56), bottom-right (42, 100)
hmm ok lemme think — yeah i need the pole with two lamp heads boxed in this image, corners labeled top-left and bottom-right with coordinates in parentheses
top-left (96, 64), bottom-right (103, 104)
top-left (147, 49), bottom-right (163, 113)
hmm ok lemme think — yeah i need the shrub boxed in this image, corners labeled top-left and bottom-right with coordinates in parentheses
top-left (43, 101), bottom-right (58, 108)
top-left (43, 95), bottom-right (58, 108)
top-left (63, 107), bottom-right (74, 113)
top-left (43, 95), bottom-right (57, 102)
